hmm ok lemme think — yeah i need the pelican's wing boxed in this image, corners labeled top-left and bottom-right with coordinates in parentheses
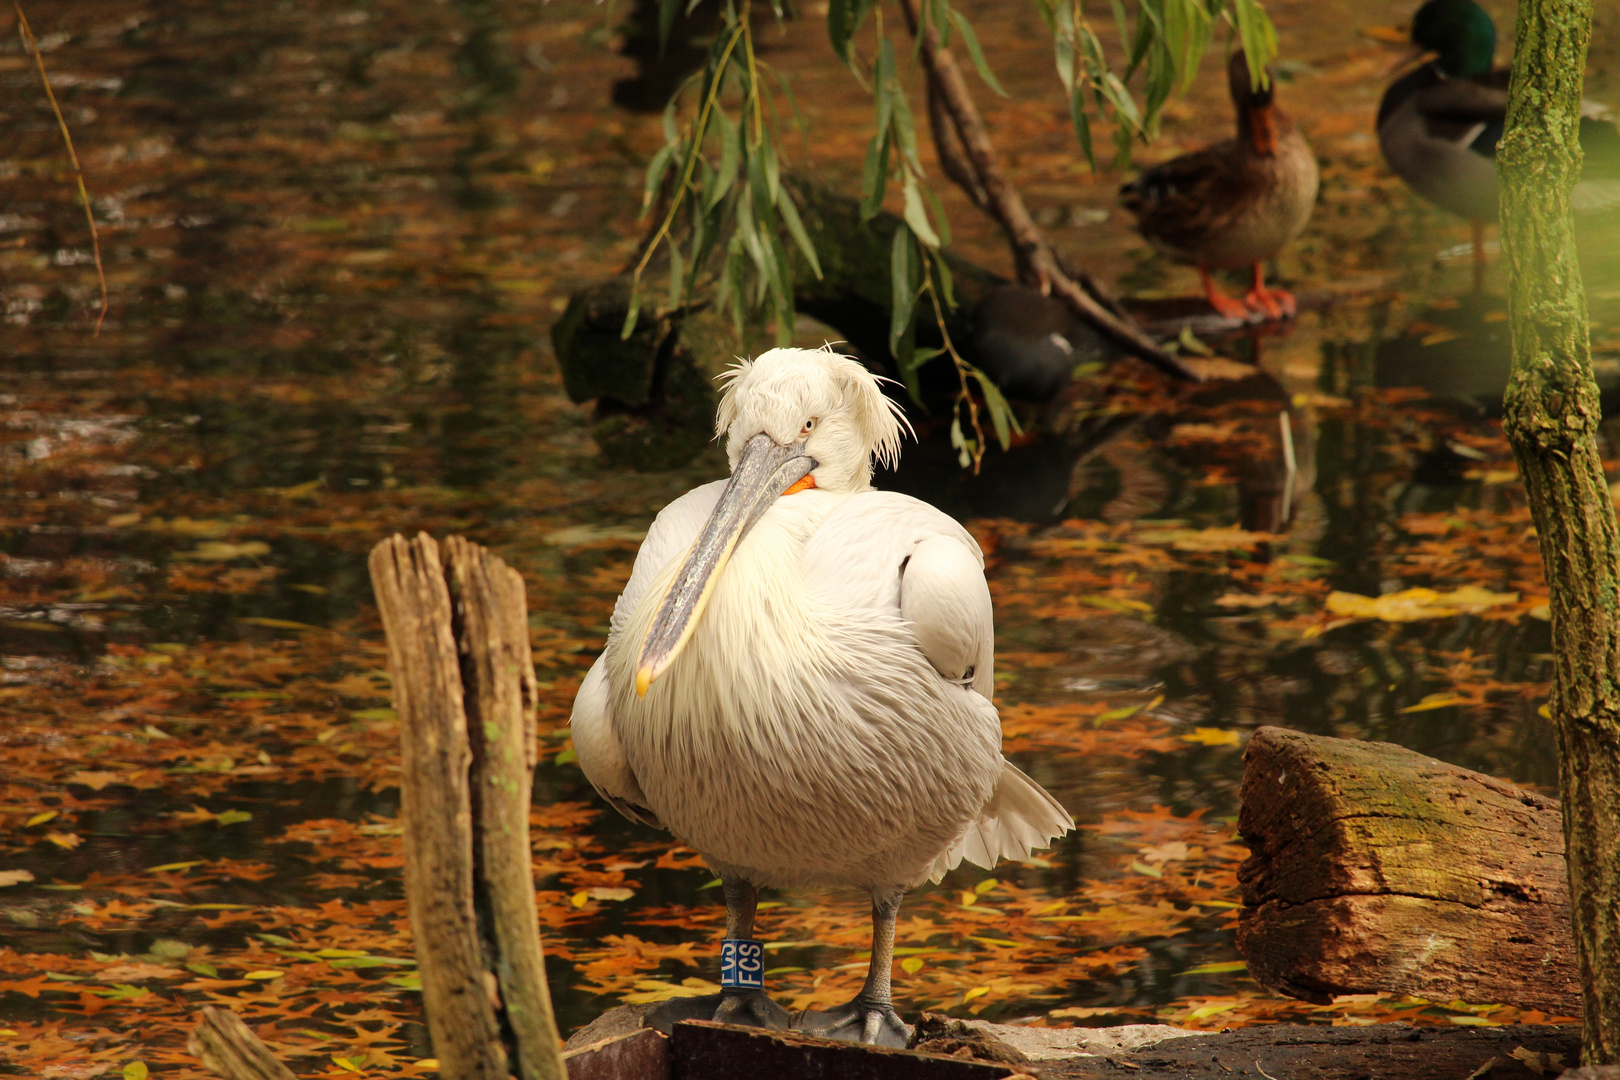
top-left (806, 493), bottom-right (1072, 881)
top-left (899, 533), bottom-right (996, 700)
top-left (570, 654), bottom-right (662, 828)
top-left (804, 491), bottom-right (995, 697)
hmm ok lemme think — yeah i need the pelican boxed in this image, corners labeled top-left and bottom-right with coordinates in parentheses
top-left (570, 346), bottom-right (1072, 1046)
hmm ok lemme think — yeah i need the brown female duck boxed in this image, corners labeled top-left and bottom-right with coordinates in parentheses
top-left (1119, 50), bottom-right (1318, 321)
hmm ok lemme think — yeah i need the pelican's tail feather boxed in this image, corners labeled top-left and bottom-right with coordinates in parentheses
top-left (926, 761), bottom-right (1073, 883)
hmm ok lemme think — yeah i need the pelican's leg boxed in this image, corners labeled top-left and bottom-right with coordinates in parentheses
top-left (798, 889), bottom-right (912, 1048)
top-left (645, 875), bottom-right (790, 1033)
top-left (712, 877), bottom-right (792, 1028)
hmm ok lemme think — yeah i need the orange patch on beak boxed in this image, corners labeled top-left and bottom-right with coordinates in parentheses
top-left (782, 474), bottom-right (817, 496)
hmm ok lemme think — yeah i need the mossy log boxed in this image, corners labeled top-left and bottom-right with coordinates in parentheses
top-left (1236, 726), bottom-right (1579, 1014)
top-left (551, 175), bottom-right (1109, 469)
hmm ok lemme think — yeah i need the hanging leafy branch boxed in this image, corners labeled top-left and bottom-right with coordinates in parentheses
top-left (625, 0), bottom-right (1280, 466)
top-left (624, 1), bottom-right (821, 343)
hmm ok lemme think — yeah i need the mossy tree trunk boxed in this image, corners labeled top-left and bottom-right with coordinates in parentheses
top-left (1499, 0), bottom-right (1620, 1062)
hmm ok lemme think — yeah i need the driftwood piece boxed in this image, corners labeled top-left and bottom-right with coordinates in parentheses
top-left (1236, 725), bottom-right (1578, 1013)
top-left (370, 534), bottom-right (565, 1080)
top-left (186, 1007), bottom-right (298, 1080)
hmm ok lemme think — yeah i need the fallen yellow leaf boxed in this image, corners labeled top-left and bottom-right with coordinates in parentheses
top-left (1182, 727), bottom-right (1241, 747)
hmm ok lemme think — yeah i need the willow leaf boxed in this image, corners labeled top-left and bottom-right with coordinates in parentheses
top-left (948, 11), bottom-right (1008, 98)
top-left (775, 185), bottom-right (823, 279)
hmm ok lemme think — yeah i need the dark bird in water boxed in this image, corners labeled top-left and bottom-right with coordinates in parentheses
top-left (1119, 49), bottom-right (1319, 322)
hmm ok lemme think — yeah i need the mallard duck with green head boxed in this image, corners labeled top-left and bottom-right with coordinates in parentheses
top-left (1119, 50), bottom-right (1319, 322)
top-left (1377, 0), bottom-right (1620, 269)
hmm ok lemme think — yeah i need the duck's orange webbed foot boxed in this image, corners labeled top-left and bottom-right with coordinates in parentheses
top-left (1198, 265), bottom-right (1253, 322)
top-left (1244, 264), bottom-right (1297, 320)
top-left (1244, 285), bottom-right (1297, 320)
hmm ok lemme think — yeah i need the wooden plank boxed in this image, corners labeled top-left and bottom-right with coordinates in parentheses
top-left (370, 534), bottom-right (508, 1080)
top-left (669, 1021), bottom-right (1019, 1079)
top-left (445, 536), bottom-right (565, 1080)
top-left (1236, 725), bottom-right (1578, 1013)
top-left (563, 1028), bottom-right (670, 1080)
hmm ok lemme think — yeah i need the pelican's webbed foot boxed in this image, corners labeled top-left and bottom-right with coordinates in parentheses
top-left (645, 989), bottom-right (792, 1035)
top-left (798, 997), bottom-right (912, 1048)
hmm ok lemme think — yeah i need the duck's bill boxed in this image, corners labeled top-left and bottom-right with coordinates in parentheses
top-left (635, 433), bottom-right (816, 696)
top-left (1384, 44), bottom-right (1439, 78)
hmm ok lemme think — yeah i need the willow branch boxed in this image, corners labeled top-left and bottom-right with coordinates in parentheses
top-left (896, 0), bottom-right (1197, 381)
top-left (16, 3), bottom-right (108, 335)
top-left (925, 71), bottom-right (989, 213)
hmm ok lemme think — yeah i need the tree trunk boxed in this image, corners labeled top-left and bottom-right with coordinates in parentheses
top-left (1236, 726), bottom-right (1578, 1013)
top-left (1498, 0), bottom-right (1620, 1064)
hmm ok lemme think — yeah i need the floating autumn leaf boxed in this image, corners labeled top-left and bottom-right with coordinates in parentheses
top-left (1138, 842), bottom-right (1190, 865)
top-left (1182, 727), bottom-right (1242, 747)
top-left (1181, 960), bottom-right (1248, 975)
top-left (0, 870), bottom-right (34, 887)
top-left (174, 540), bottom-right (271, 561)
top-left (97, 963), bottom-right (184, 982)
top-left (543, 524), bottom-right (648, 548)
top-left (1323, 586), bottom-right (1520, 624)
top-left (1213, 592), bottom-right (1288, 608)
top-left (45, 832), bottom-right (83, 850)
top-left (1399, 693), bottom-right (1471, 714)
top-left (621, 977), bottom-right (721, 1004)
top-left (64, 770), bottom-right (124, 791)
top-left (237, 616), bottom-right (332, 634)
top-left (1135, 526), bottom-right (1278, 552)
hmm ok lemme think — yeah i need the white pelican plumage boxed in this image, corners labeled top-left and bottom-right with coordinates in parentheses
top-left (570, 346), bottom-right (1072, 1045)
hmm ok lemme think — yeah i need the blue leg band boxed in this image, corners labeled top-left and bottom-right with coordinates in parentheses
top-left (720, 938), bottom-right (764, 990)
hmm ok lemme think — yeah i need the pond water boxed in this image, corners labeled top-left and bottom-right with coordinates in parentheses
top-left (5, 0), bottom-right (1620, 1074)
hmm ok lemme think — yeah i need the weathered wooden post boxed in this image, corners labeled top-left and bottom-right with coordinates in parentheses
top-left (369, 533), bottom-right (566, 1080)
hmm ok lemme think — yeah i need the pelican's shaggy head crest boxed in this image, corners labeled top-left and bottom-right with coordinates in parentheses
top-left (715, 346), bottom-right (910, 492)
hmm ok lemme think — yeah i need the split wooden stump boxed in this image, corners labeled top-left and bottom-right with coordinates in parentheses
top-left (370, 534), bottom-right (565, 1080)
top-left (190, 534), bottom-right (566, 1080)
top-left (1237, 725), bottom-right (1579, 1014)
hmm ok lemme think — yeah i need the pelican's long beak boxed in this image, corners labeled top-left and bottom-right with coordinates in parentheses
top-left (635, 433), bottom-right (817, 696)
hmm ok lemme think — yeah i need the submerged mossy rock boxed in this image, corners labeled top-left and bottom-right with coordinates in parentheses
top-left (553, 286), bottom-right (743, 470)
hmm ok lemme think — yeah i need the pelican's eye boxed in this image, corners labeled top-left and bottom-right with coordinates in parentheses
top-left (800, 417), bottom-right (818, 436)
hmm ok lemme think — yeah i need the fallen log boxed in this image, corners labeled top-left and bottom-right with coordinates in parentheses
top-left (1236, 725), bottom-right (1578, 1013)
